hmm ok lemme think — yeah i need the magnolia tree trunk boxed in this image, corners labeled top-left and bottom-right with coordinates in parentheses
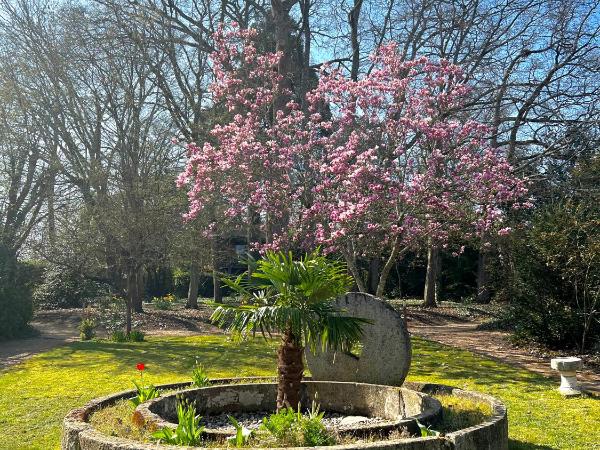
top-left (423, 243), bottom-right (441, 307)
top-left (375, 236), bottom-right (402, 298)
top-left (368, 258), bottom-right (380, 295)
top-left (344, 252), bottom-right (367, 293)
top-left (277, 329), bottom-right (304, 411)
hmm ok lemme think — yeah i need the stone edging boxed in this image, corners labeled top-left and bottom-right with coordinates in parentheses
top-left (133, 381), bottom-right (442, 439)
top-left (62, 379), bottom-right (508, 450)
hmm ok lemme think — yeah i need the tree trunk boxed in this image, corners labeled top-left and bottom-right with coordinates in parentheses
top-left (375, 236), bottom-right (402, 298)
top-left (213, 270), bottom-right (222, 303)
top-left (476, 250), bottom-right (490, 303)
top-left (271, 0), bottom-right (296, 115)
top-left (47, 174), bottom-right (56, 249)
top-left (132, 267), bottom-right (144, 313)
top-left (423, 243), bottom-right (440, 307)
top-left (187, 257), bottom-right (199, 309)
top-left (343, 252), bottom-right (367, 293)
top-left (367, 258), bottom-right (380, 295)
top-left (277, 328), bottom-right (304, 411)
top-left (124, 274), bottom-right (134, 335)
top-left (211, 237), bottom-right (222, 303)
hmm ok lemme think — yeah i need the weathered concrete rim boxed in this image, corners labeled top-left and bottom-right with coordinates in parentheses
top-left (62, 379), bottom-right (508, 450)
top-left (134, 381), bottom-right (442, 438)
top-left (404, 382), bottom-right (508, 449)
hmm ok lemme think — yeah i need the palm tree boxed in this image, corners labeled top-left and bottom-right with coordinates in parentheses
top-left (211, 250), bottom-right (369, 411)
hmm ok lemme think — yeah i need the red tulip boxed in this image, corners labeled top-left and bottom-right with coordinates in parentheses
top-left (136, 363), bottom-right (145, 371)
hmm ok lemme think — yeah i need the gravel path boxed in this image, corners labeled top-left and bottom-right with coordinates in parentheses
top-left (408, 321), bottom-right (600, 396)
top-left (0, 310), bottom-right (80, 369)
top-left (0, 305), bottom-right (220, 369)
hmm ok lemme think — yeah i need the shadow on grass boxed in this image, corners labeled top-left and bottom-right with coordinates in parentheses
top-left (31, 335), bottom-right (278, 377)
top-left (509, 439), bottom-right (556, 450)
top-left (408, 337), bottom-right (554, 389)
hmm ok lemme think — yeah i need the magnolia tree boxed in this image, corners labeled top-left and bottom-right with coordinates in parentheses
top-left (178, 24), bottom-right (529, 295)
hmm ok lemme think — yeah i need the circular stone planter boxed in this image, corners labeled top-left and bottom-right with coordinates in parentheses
top-left (134, 381), bottom-right (441, 439)
top-left (62, 379), bottom-right (508, 450)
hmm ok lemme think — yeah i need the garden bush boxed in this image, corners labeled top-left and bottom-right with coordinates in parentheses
top-left (152, 293), bottom-right (176, 310)
top-left (33, 265), bottom-right (107, 309)
top-left (492, 199), bottom-right (599, 351)
top-left (129, 330), bottom-right (145, 342)
top-left (78, 318), bottom-right (97, 340)
top-left (0, 249), bottom-right (34, 340)
top-left (0, 281), bottom-right (33, 340)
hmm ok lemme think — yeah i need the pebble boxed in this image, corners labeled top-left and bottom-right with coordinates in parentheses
top-left (201, 411), bottom-right (392, 432)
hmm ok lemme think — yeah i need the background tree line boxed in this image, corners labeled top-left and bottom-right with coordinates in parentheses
top-left (0, 0), bottom-right (597, 351)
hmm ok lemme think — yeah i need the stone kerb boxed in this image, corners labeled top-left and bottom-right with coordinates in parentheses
top-left (305, 293), bottom-right (412, 386)
top-left (63, 379), bottom-right (508, 450)
top-left (405, 383), bottom-right (509, 450)
top-left (134, 381), bottom-right (442, 439)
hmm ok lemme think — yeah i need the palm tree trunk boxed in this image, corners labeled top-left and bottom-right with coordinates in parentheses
top-left (277, 329), bottom-right (304, 411)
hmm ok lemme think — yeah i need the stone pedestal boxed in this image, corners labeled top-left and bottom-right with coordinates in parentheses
top-left (550, 357), bottom-right (583, 396)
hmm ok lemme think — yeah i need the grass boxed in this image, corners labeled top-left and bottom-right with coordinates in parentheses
top-left (0, 335), bottom-right (598, 450)
top-left (89, 399), bottom-right (152, 442)
top-left (434, 394), bottom-right (493, 433)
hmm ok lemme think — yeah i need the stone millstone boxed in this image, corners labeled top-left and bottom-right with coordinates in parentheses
top-left (305, 292), bottom-right (411, 386)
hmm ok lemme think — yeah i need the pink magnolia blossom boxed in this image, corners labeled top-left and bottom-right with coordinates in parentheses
top-left (178, 24), bottom-right (529, 290)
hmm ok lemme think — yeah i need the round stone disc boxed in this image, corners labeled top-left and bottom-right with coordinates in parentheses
top-left (305, 292), bottom-right (412, 386)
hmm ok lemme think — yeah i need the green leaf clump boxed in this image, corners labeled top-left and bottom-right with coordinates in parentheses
top-left (152, 399), bottom-right (204, 446)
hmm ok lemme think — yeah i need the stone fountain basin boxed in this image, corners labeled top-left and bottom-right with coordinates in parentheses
top-left (134, 381), bottom-right (441, 439)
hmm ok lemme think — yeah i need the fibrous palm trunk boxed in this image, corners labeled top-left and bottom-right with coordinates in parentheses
top-left (276, 329), bottom-right (304, 411)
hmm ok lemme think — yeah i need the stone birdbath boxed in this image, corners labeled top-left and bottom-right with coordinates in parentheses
top-left (551, 357), bottom-right (583, 396)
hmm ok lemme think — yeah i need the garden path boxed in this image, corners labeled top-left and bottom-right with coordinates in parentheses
top-left (0, 306), bottom-right (220, 369)
top-left (0, 310), bottom-right (80, 369)
top-left (408, 319), bottom-right (600, 396)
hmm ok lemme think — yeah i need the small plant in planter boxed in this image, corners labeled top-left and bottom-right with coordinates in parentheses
top-left (227, 415), bottom-right (254, 447)
top-left (257, 403), bottom-right (335, 447)
top-left (212, 250), bottom-right (369, 411)
top-left (130, 363), bottom-right (159, 406)
top-left (152, 398), bottom-right (204, 445)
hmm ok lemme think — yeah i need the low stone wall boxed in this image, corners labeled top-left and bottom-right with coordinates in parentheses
top-left (405, 383), bottom-right (509, 450)
top-left (135, 381), bottom-right (441, 439)
top-left (62, 380), bottom-right (508, 450)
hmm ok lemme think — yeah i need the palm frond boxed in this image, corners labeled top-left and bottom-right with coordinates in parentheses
top-left (213, 250), bottom-right (367, 351)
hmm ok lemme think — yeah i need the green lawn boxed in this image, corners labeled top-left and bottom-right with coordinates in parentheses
top-left (0, 335), bottom-right (598, 450)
